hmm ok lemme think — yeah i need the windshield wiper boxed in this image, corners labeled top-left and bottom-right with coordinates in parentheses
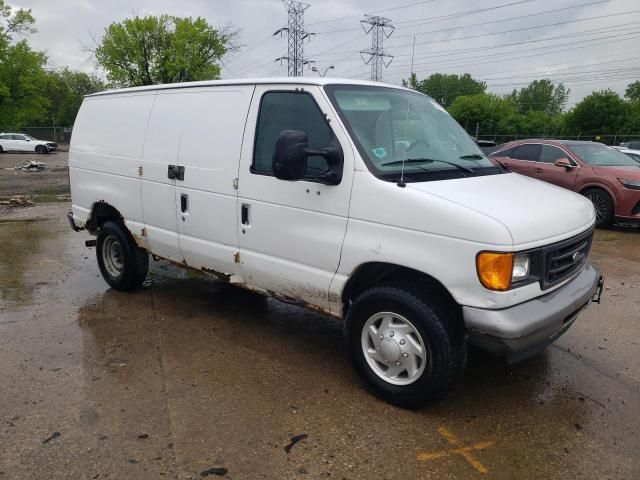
top-left (459, 153), bottom-right (485, 159)
top-left (382, 157), bottom-right (474, 174)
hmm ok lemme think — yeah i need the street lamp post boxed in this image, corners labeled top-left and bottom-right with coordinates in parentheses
top-left (311, 65), bottom-right (335, 77)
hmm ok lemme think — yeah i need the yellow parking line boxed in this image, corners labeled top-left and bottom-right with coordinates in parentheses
top-left (417, 426), bottom-right (495, 474)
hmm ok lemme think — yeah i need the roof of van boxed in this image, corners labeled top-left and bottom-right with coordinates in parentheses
top-left (86, 77), bottom-right (410, 98)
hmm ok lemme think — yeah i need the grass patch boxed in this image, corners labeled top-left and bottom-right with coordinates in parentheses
top-left (32, 194), bottom-right (69, 203)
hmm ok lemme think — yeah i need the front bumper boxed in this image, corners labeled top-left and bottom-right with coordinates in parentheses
top-left (463, 262), bottom-right (603, 363)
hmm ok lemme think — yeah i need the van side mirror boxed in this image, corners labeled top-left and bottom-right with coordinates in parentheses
top-left (554, 158), bottom-right (574, 169)
top-left (273, 130), bottom-right (343, 185)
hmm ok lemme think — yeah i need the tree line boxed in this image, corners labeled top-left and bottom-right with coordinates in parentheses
top-left (404, 73), bottom-right (640, 142)
top-left (1, 0), bottom-right (639, 142)
top-left (0, 2), bottom-right (234, 130)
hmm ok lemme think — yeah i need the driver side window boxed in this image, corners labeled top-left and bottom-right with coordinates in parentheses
top-left (252, 91), bottom-right (332, 176)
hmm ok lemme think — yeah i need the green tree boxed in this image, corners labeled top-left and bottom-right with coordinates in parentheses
top-left (43, 68), bottom-right (105, 126)
top-left (565, 90), bottom-right (630, 136)
top-left (0, 0), bottom-right (36, 47)
top-left (93, 15), bottom-right (238, 87)
top-left (625, 80), bottom-right (640, 102)
top-left (447, 93), bottom-right (515, 135)
top-left (0, 1), bottom-right (48, 129)
top-left (509, 79), bottom-right (569, 116)
top-left (404, 73), bottom-right (486, 109)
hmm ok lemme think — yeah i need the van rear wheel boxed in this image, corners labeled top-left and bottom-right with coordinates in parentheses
top-left (96, 221), bottom-right (148, 291)
top-left (346, 285), bottom-right (465, 408)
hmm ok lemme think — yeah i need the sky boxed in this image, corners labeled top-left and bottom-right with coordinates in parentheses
top-left (11, 0), bottom-right (640, 106)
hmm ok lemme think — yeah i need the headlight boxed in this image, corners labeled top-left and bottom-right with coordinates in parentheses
top-left (476, 252), bottom-right (530, 291)
top-left (618, 178), bottom-right (640, 190)
top-left (512, 254), bottom-right (530, 281)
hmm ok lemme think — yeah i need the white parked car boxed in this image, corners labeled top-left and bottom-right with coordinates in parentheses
top-left (67, 78), bottom-right (604, 407)
top-left (617, 148), bottom-right (640, 163)
top-left (0, 133), bottom-right (57, 153)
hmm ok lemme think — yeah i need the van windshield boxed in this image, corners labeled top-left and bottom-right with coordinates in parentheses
top-left (324, 84), bottom-right (502, 182)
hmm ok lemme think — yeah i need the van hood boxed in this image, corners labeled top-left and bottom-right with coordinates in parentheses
top-left (406, 172), bottom-right (595, 247)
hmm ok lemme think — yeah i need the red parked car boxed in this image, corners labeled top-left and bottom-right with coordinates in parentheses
top-left (490, 140), bottom-right (640, 227)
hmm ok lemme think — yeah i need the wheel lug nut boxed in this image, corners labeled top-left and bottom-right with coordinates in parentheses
top-left (379, 334), bottom-right (384, 339)
top-left (390, 331), bottom-right (394, 337)
top-left (395, 361), bottom-right (401, 366)
top-left (399, 339), bottom-right (406, 345)
top-left (402, 353), bottom-right (408, 357)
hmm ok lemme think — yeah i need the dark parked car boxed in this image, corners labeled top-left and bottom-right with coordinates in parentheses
top-left (490, 140), bottom-right (640, 227)
top-left (475, 139), bottom-right (499, 155)
top-left (619, 140), bottom-right (640, 150)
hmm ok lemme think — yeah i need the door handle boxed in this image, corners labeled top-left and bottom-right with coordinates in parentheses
top-left (534, 167), bottom-right (544, 173)
top-left (176, 165), bottom-right (185, 181)
top-left (241, 204), bottom-right (250, 226)
top-left (180, 193), bottom-right (188, 213)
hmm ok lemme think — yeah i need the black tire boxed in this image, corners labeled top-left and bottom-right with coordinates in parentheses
top-left (0, 145), bottom-right (4, 153)
top-left (96, 220), bottom-right (149, 291)
top-left (35, 145), bottom-right (47, 154)
top-left (346, 285), bottom-right (466, 408)
top-left (582, 188), bottom-right (614, 227)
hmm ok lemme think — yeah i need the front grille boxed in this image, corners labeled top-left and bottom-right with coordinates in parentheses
top-left (541, 229), bottom-right (593, 289)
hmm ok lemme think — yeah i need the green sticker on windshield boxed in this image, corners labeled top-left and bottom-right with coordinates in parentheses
top-left (372, 147), bottom-right (387, 158)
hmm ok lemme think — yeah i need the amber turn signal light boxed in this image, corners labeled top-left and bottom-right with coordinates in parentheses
top-left (477, 252), bottom-right (514, 291)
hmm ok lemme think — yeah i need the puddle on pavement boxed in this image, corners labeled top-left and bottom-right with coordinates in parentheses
top-left (1, 207), bottom-right (638, 479)
top-left (0, 218), bottom-right (60, 308)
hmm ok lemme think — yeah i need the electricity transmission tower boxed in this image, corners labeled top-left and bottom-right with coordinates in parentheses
top-left (360, 15), bottom-right (395, 82)
top-left (274, 1), bottom-right (315, 77)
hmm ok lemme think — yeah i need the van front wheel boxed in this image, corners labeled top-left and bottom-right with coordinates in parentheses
top-left (96, 221), bottom-right (148, 291)
top-left (346, 285), bottom-right (465, 408)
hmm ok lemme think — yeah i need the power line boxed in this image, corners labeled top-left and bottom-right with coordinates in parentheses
top-left (391, 0), bottom-right (609, 39)
top-left (314, 0), bottom-right (537, 34)
top-left (306, 0), bottom-right (439, 26)
top-left (384, 23), bottom-right (640, 70)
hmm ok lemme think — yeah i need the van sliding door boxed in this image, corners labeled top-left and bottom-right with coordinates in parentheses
top-left (140, 92), bottom-right (185, 263)
top-left (175, 86), bottom-right (255, 278)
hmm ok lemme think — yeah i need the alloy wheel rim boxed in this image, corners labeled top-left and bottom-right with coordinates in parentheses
top-left (586, 192), bottom-right (607, 222)
top-left (102, 235), bottom-right (124, 278)
top-left (361, 312), bottom-right (429, 386)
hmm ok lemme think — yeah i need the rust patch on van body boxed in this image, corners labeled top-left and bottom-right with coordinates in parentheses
top-left (201, 267), bottom-right (232, 283)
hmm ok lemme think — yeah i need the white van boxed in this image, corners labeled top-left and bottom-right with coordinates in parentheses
top-left (68, 78), bottom-right (604, 407)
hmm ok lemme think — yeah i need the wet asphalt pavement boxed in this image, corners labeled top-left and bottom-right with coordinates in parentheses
top-left (0, 203), bottom-right (639, 479)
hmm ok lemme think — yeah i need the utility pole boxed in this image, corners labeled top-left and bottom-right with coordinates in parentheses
top-left (359, 14), bottom-right (394, 82)
top-left (274, 1), bottom-right (314, 77)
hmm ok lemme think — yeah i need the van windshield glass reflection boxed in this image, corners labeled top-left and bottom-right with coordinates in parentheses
top-left (324, 85), bottom-right (501, 181)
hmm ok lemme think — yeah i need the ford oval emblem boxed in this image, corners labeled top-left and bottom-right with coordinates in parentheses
top-left (572, 251), bottom-right (583, 263)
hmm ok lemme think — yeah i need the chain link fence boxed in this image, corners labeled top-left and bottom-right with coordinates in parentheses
top-left (0, 126), bottom-right (73, 146)
top-left (475, 133), bottom-right (640, 146)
